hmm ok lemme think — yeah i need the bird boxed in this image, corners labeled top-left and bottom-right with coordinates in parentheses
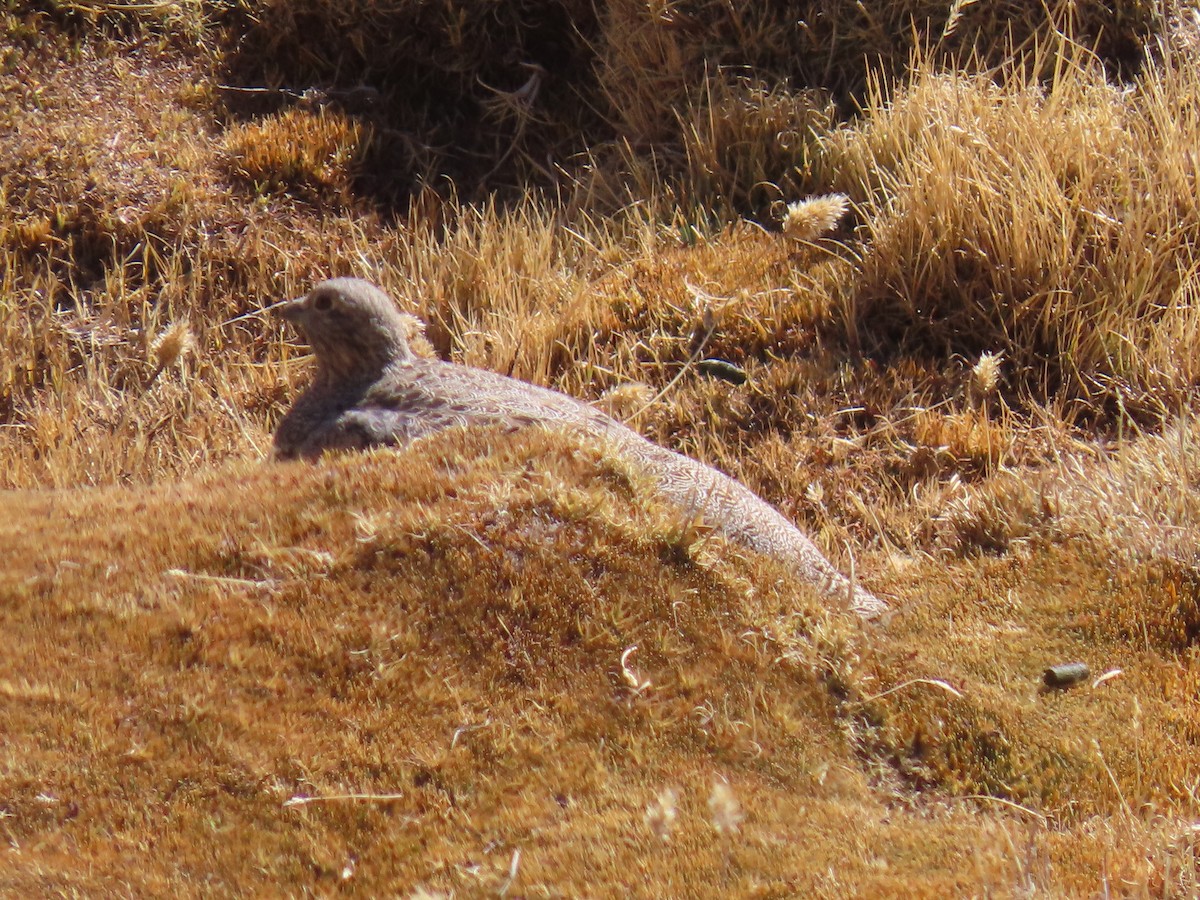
top-left (272, 277), bottom-right (885, 619)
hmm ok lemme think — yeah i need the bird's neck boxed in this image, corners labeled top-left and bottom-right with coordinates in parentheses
top-left (314, 360), bottom-right (384, 388)
top-left (314, 344), bottom-right (412, 386)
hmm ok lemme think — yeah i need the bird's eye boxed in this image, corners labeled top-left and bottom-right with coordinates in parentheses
top-left (312, 293), bottom-right (333, 312)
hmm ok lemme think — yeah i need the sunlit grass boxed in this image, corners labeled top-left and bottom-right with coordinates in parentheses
top-left (3, 1), bottom-right (1200, 894)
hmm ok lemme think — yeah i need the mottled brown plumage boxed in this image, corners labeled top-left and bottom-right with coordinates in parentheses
top-left (273, 278), bottom-right (885, 618)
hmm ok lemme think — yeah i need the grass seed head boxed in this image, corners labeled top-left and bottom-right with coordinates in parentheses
top-left (970, 351), bottom-right (1003, 403)
top-left (708, 780), bottom-right (743, 834)
top-left (150, 321), bottom-right (195, 371)
top-left (782, 194), bottom-right (850, 241)
top-left (644, 787), bottom-right (679, 841)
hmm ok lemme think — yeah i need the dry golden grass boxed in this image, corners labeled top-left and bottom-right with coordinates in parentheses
top-left (3, 429), bottom-right (1199, 895)
top-left (821, 50), bottom-right (1200, 417)
top-left (5, 1), bottom-right (1200, 894)
top-left (224, 106), bottom-right (369, 203)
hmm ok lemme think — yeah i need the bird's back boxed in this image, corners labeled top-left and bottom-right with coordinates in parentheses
top-left (286, 356), bottom-right (885, 617)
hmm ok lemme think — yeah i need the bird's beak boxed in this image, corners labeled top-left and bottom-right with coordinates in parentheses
top-left (270, 296), bottom-right (307, 323)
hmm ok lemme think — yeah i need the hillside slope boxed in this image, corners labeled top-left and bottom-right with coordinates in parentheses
top-left (2, 428), bottom-right (1197, 895)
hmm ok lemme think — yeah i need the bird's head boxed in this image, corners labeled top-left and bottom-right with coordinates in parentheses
top-left (274, 277), bottom-right (415, 382)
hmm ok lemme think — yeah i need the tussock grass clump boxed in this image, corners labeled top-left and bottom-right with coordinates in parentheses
top-left (389, 199), bottom-right (613, 384)
top-left (824, 53), bottom-right (1200, 415)
top-left (224, 106), bottom-right (370, 203)
top-left (578, 1), bottom-right (1165, 217)
top-left (1055, 416), bottom-right (1200, 575)
top-left (222, 0), bottom-right (602, 196)
top-left (208, 0), bottom-right (1168, 207)
top-left (936, 472), bottom-right (1057, 556)
top-left (597, 0), bottom-right (1158, 137)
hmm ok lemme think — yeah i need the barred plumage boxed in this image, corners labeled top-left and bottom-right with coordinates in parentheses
top-left (273, 277), bottom-right (885, 618)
